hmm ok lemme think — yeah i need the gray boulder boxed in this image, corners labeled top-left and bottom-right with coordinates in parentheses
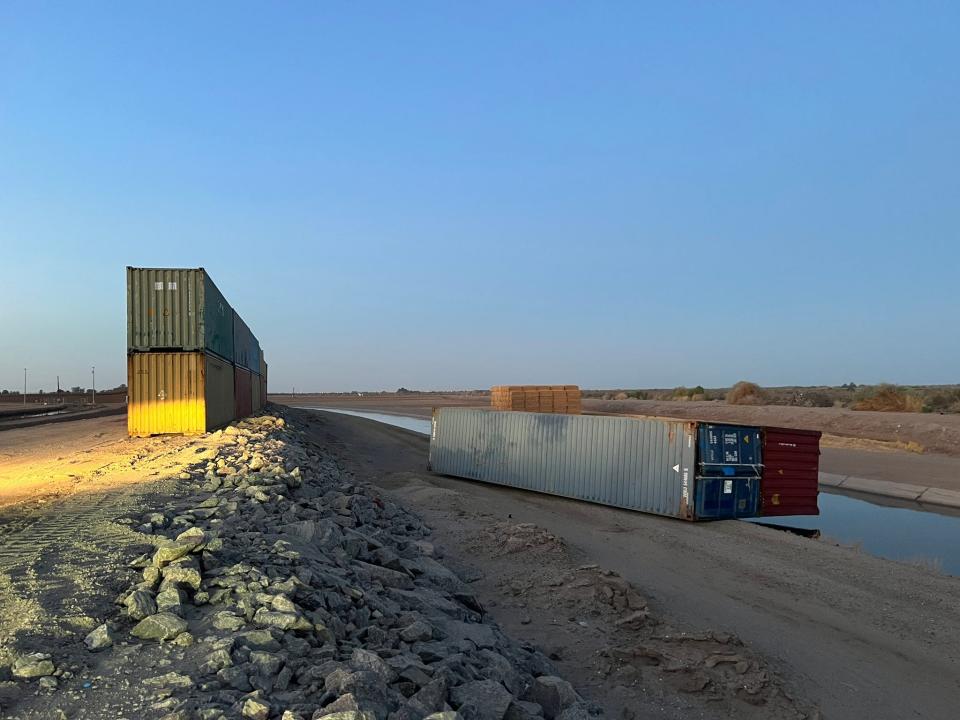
top-left (451, 679), bottom-right (513, 720)
top-left (125, 589), bottom-right (158, 620)
top-left (523, 677), bottom-right (579, 719)
top-left (84, 623), bottom-right (113, 651)
top-left (130, 612), bottom-right (188, 641)
top-left (350, 648), bottom-right (397, 683)
top-left (12, 653), bottom-right (55, 679)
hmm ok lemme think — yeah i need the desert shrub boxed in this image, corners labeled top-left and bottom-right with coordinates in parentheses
top-left (628, 390), bottom-right (649, 400)
top-left (853, 384), bottom-right (924, 412)
top-left (671, 385), bottom-right (705, 401)
top-left (802, 391), bottom-right (834, 408)
top-left (614, 391), bottom-right (629, 400)
top-left (923, 389), bottom-right (960, 413)
top-left (726, 381), bottom-right (766, 406)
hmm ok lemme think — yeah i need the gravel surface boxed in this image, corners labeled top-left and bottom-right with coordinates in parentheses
top-left (0, 410), bottom-right (605, 719)
top-left (301, 407), bottom-right (960, 720)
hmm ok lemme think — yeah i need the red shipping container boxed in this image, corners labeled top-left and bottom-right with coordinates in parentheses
top-left (234, 365), bottom-right (253, 419)
top-left (761, 427), bottom-right (821, 516)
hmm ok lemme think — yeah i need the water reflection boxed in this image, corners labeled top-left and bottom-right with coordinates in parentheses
top-left (305, 408), bottom-right (431, 435)
top-left (746, 491), bottom-right (960, 575)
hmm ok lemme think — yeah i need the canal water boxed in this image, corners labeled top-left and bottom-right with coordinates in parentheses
top-left (306, 407), bottom-right (431, 435)
top-left (306, 407), bottom-right (960, 576)
top-left (745, 492), bottom-right (960, 575)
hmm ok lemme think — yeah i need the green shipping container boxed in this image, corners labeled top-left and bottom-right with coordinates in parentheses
top-left (232, 311), bottom-right (261, 374)
top-left (127, 267), bottom-right (235, 361)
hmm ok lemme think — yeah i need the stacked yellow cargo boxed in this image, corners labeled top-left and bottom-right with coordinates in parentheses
top-left (490, 385), bottom-right (581, 414)
top-left (126, 267), bottom-right (267, 436)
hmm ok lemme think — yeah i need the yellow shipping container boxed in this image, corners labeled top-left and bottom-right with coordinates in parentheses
top-left (128, 351), bottom-right (235, 437)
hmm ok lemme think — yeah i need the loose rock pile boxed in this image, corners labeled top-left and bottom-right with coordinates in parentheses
top-left (63, 412), bottom-right (604, 720)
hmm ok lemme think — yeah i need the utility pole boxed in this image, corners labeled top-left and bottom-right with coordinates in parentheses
top-left (92, 366), bottom-right (96, 405)
top-left (57, 375), bottom-right (61, 404)
top-left (23, 368), bottom-right (26, 406)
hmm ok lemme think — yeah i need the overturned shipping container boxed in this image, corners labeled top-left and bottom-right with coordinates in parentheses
top-left (128, 352), bottom-right (235, 437)
top-left (429, 408), bottom-right (762, 521)
top-left (127, 267), bottom-right (235, 361)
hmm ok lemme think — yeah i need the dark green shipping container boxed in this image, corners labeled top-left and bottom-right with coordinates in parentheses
top-left (232, 311), bottom-right (261, 374)
top-left (127, 267), bottom-right (234, 362)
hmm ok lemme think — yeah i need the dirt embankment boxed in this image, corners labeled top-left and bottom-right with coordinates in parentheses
top-left (586, 399), bottom-right (960, 457)
top-left (1, 410), bottom-right (611, 719)
top-left (305, 408), bottom-right (960, 720)
top-left (276, 392), bottom-right (960, 457)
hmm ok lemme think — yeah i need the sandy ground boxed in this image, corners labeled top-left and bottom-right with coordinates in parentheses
top-left (1, 409), bottom-right (957, 718)
top-left (0, 409), bottom-right (813, 719)
top-left (0, 417), bottom-right (227, 697)
top-left (302, 408), bottom-right (960, 720)
top-left (0, 414), bottom-right (185, 508)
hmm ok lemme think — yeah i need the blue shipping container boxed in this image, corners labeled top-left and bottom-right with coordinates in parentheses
top-left (693, 476), bottom-right (760, 519)
top-left (698, 424), bottom-right (763, 476)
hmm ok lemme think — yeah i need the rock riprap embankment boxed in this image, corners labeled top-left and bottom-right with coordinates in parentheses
top-left (36, 413), bottom-right (600, 720)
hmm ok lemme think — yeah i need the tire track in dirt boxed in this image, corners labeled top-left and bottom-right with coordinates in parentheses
top-left (0, 484), bottom-right (149, 658)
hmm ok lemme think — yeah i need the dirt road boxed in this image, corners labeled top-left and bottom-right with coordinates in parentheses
top-left (0, 413), bottom-right (187, 508)
top-left (304, 408), bottom-right (960, 720)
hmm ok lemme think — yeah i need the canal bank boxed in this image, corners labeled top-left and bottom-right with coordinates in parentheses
top-left (820, 470), bottom-right (960, 509)
top-left (303, 404), bottom-right (960, 506)
top-left (305, 406), bottom-right (960, 576)
top-left (298, 406), bottom-right (960, 720)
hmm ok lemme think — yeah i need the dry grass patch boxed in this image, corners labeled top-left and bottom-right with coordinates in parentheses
top-left (854, 384), bottom-right (924, 413)
top-left (726, 381), bottom-right (766, 406)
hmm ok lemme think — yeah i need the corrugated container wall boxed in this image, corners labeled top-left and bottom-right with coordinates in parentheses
top-left (234, 366), bottom-right (253, 419)
top-left (251, 371), bottom-right (263, 412)
top-left (127, 267), bottom-right (234, 361)
top-left (262, 361), bottom-right (268, 406)
top-left (430, 408), bottom-right (698, 519)
top-left (760, 427), bottom-right (821, 516)
top-left (232, 313), bottom-right (260, 374)
top-left (430, 409), bottom-right (763, 521)
top-left (128, 352), bottom-right (235, 436)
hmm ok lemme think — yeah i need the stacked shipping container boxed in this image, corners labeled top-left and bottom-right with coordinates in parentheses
top-left (126, 267), bottom-right (267, 437)
top-left (490, 385), bottom-right (582, 414)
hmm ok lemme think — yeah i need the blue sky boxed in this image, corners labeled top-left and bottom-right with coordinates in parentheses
top-left (1, 2), bottom-right (957, 392)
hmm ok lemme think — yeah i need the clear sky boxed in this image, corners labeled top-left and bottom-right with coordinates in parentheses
top-left (1, 2), bottom-right (957, 393)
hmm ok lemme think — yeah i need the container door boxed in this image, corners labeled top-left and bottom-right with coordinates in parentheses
top-left (698, 424), bottom-right (762, 476)
top-left (694, 476), bottom-right (760, 519)
top-left (760, 427), bottom-right (821, 516)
